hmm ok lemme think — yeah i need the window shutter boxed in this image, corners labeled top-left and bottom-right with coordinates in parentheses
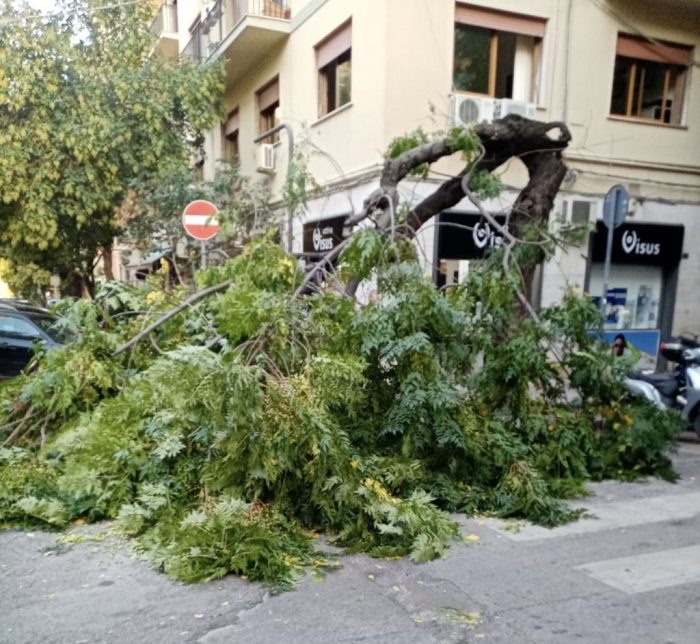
top-left (316, 21), bottom-right (352, 69)
top-left (224, 109), bottom-right (239, 137)
top-left (616, 35), bottom-right (692, 66)
top-left (257, 78), bottom-right (280, 111)
top-left (455, 3), bottom-right (546, 38)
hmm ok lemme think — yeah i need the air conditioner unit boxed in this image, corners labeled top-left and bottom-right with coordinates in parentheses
top-left (257, 143), bottom-right (276, 173)
top-left (495, 99), bottom-right (537, 120)
top-left (451, 95), bottom-right (496, 127)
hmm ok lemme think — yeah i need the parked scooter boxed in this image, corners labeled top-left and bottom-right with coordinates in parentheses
top-left (623, 337), bottom-right (700, 439)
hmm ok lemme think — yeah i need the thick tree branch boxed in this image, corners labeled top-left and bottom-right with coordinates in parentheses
top-left (340, 115), bottom-right (572, 300)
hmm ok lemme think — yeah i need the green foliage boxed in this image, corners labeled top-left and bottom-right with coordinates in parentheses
top-left (0, 238), bottom-right (681, 588)
top-left (0, 447), bottom-right (62, 528)
top-left (141, 498), bottom-right (315, 588)
top-left (596, 401), bottom-right (682, 481)
top-left (283, 149), bottom-right (321, 218)
top-left (445, 126), bottom-right (481, 159)
top-left (466, 170), bottom-right (502, 200)
top-left (385, 129), bottom-right (431, 177)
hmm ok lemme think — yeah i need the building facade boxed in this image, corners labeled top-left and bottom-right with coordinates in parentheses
top-left (153, 0), bottom-right (700, 342)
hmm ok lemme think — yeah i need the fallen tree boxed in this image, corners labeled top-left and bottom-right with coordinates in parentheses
top-left (0, 118), bottom-right (682, 588)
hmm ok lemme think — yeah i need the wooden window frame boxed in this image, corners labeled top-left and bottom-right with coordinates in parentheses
top-left (316, 21), bottom-right (352, 118)
top-left (256, 78), bottom-right (280, 143)
top-left (453, 3), bottom-right (546, 101)
top-left (222, 108), bottom-right (240, 162)
top-left (612, 35), bottom-right (691, 125)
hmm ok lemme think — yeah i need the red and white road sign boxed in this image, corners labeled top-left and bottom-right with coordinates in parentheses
top-left (182, 200), bottom-right (219, 241)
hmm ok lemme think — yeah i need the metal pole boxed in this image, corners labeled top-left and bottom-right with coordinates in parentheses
top-left (200, 240), bottom-right (206, 271)
top-left (254, 123), bottom-right (295, 253)
top-left (600, 191), bottom-right (619, 319)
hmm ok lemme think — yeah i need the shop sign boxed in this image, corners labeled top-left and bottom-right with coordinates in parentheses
top-left (591, 222), bottom-right (684, 267)
top-left (302, 215), bottom-right (348, 254)
top-left (437, 212), bottom-right (508, 260)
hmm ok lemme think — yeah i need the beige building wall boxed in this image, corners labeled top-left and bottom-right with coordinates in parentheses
top-left (172, 0), bottom-right (700, 334)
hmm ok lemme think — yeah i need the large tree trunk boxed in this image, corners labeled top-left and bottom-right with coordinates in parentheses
top-left (343, 115), bottom-right (571, 301)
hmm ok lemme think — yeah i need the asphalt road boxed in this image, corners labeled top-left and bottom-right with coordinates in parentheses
top-left (2, 438), bottom-right (699, 644)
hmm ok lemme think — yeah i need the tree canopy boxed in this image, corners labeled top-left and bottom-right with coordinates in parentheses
top-left (0, 0), bottom-right (224, 295)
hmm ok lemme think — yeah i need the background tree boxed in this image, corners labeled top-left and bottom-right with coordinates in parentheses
top-left (118, 160), bottom-right (275, 284)
top-left (0, 0), bottom-right (224, 297)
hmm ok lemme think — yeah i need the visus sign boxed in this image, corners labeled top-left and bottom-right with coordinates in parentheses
top-left (437, 212), bottom-right (508, 260)
top-left (302, 215), bottom-right (348, 255)
top-left (591, 222), bottom-right (684, 267)
top-left (472, 220), bottom-right (505, 252)
top-left (620, 229), bottom-right (660, 257)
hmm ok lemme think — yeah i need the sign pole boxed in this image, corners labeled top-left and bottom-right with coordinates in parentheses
top-left (200, 240), bottom-right (206, 270)
top-left (600, 185), bottom-right (629, 319)
top-left (600, 218), bottom-right (615, 317)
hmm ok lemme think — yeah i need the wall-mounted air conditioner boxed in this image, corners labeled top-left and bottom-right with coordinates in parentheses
top-left (257, 143), bottom-right (276, 173)
top-left (451, 95), bottom-right (496, 127)
top-left (495, 99), bottom-right (537, 120)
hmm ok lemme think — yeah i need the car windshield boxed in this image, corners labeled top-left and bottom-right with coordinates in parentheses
top-left (29, 314), bottom-right (78, 344)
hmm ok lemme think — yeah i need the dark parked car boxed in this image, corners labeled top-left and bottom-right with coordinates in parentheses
top-left (0, 299), bottom-right (76, 379)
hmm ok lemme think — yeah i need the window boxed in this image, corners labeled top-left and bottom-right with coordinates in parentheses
top-left (453, 3), bottom-right (545, 101)
top-left (257, 78), bottom-right (280, 143)
top-left (222, 109), bottom-right (239, 162)
top-left (0, 315), bottom-right (39, 339)
top-left (316, 21), bottom-right (352, 117)
top-left (610, 35), bottom-right (691, 125)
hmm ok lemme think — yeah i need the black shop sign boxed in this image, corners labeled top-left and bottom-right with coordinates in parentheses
top-left (590, 221), bottom-right (684, 267)
top-left (437, 212), bottom-right (508, 260)
top-left (302, 215), bottom-right (347, 255)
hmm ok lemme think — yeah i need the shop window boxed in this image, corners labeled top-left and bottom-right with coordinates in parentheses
top-left (610, 35), bottom-right (691, 125)
top-left (589, 264), bottom-right (662, 331)
top-left (316, 21), bottom-right (352, 117)
top-left (453, 3), bottom-right (545, 101)
top-left (257, 78), bottom-right (280, 143)
top-left (222, 109), bottom-right (239, 163)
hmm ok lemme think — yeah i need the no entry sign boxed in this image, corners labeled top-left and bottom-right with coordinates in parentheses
top-left (182, 200), bottom-right (219, 241)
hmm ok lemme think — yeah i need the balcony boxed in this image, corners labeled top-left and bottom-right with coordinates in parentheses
top-left (151, 2), bottom-right (179, 60)
top-left (182, 0), bottom-right (291, 85)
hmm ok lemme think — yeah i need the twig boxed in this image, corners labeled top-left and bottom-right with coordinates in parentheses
top-left (113, 281), bottom-right (231, 356)
top-left (39, 413), bottom-right (51, 448)
top-left (2, 405), bottom-right (35, 447)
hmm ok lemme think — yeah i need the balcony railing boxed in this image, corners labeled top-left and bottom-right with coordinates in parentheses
top-left (182, 0), bottom-right (291, 63)
top-left (151, 2), bottom-right (178, 36)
